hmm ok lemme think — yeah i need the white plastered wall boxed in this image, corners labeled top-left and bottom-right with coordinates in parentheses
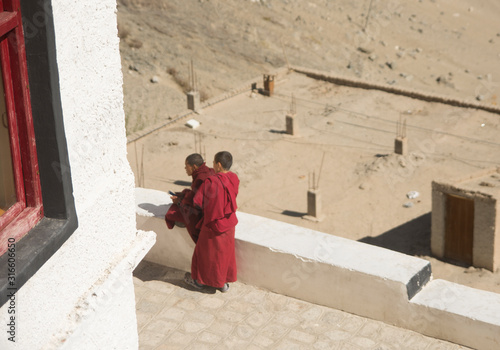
top-left (0, 1), bottom-right (155, 349)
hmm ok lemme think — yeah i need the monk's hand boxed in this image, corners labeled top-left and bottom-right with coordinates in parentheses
top-left (171, 195), bottom-right (180, 205)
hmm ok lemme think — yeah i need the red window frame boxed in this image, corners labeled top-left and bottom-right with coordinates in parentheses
top-left (0, 0), bottom-right (43, 254)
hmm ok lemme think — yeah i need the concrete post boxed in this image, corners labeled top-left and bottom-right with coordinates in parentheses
top-left (187, 91), bottom-right (200, 113)
top-left (395, 136), bottom-right (408, 156)
top-left (286, 113), bottom-right (298, 136)
top-left (303, 189), bottom-right (322, 222)
top-left (263, 74), bottom-right (275, 96)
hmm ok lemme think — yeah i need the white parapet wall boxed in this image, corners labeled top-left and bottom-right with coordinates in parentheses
top-left (136, 188), bottom-right (194, 272)
top-left (235, 212), bottom-right (430, 324)
top-left (409, 280), bottom-right (500, 349)
top-left (136, 187), bottom-right (500, 350)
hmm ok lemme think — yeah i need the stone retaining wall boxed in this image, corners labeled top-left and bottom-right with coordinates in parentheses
top-left (291, 65), bottom-right (500, 115)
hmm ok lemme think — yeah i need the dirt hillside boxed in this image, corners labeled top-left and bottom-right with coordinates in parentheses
top-left (118, 0), bottom-right (500, 134)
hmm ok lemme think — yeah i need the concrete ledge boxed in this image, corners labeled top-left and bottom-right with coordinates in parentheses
top-left (410, 279), bottom-right (500, 350)
top-left (235, 212), bottom-right (430, 301)
top-left (135, 188), bottom-right (194, 272)
top-left (135, 187), bottom-right (500, 349)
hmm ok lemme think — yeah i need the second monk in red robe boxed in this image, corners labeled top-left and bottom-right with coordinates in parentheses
top-left (185, 151), bottom-right (239, 292)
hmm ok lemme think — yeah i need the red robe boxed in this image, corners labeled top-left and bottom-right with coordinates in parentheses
top-left (191, 171), bottom-right (239, 288)
top-left (165, 163), bottom-right (214, 243)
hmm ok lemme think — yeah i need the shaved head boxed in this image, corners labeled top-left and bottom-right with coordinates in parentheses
top-left (185, 153), bottom-right (204, 167)
top-left (214, 151), bottom-right (233, 170)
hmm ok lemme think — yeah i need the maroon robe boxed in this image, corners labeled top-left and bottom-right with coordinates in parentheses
top-left (165, 163), bottom-right (214, 243)
top-left (191, 171), bottom-right (239, 288)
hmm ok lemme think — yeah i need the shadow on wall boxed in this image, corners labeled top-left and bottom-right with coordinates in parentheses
top-left (358, 213), bottom-right (431, 257)
top-left (138, 203), bottom-right (171, 217)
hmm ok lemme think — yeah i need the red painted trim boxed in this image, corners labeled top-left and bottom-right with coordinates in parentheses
top-left (0, 205), bottom-right (42, 255)
top-left (0, 0), bottom-right (44, 242)
top-left (8, 22), bottom-right (43, 208)
top-left (0, 12), bottom-right (16, 37)
top-left (11, 0), bottom-right (44, 210)
top-left (0, 38), bottom-right (25, 203)
top-left (1, 0), bottom-right (15, 12)
top-left (0, 201), bottom-right (22, 231)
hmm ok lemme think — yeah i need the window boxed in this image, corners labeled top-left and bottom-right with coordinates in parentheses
top-left (0, 0), bottom-right (78, 306)
top-left (0, 72), bottom-right (17, 216)
top-left (0, 1), bottom-right (43, 248)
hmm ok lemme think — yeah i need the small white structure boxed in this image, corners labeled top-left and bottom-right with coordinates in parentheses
top-left (185, 118), bottom-right (201, 129)
top-left (0, 1), bottom-right (154, 349)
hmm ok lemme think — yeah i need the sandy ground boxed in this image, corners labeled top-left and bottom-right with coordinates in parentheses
top-left (127, 71), bottom-right (500, 294)
top-left (118, 0), bottom-right (500, 133)
top-left (120, 1), bottom-right (500, 294)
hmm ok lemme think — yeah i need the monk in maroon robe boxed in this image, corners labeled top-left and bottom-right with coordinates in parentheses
top-left (165, 153), bottom-right (214, 243)
top-left (184, 151), bottom-right (239, 293)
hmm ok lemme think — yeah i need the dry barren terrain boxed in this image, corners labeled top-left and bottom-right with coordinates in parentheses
top-left (118, 0), bottom-right (500, 133)
top-left (119, 0), bottom-right (500, 293)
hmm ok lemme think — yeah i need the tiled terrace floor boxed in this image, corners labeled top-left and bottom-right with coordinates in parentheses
top-left (134, 261), bottom-right (471, 350)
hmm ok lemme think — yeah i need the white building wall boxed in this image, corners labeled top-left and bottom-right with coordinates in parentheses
top-left (0, 0), bottom-right (154, 349)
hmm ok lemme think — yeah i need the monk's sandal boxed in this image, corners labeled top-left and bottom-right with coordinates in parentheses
top-left (184, 272), bottom-right (204, 290)
top-left (219, 283), bottom-right (229, 293)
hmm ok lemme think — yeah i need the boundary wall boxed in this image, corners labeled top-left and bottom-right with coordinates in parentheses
top-left (136, 188), bottom-right (500, 350)
top-left (291, 66), bottom-right (500, 115)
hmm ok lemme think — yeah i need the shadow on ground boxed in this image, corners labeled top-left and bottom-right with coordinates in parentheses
top-left (134, 260), bottom-right (216, 294)
top-left (134, 260), bottom-right (186, 287)
top-left (281, 210), bottom-right (307, 218)
top-left (358, 213), bottom-right (431, 256)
